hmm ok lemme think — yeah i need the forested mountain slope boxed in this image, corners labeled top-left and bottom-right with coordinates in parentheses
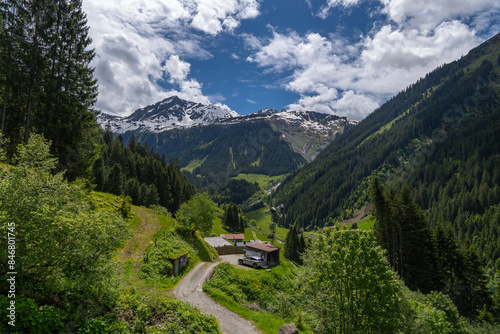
top-left (277, 33), bottom-right (500, 266)
top-left (120, 121), bottom-right (308, 184)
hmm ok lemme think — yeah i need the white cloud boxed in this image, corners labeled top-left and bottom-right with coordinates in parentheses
top-left (381, 0), bottom-right (498, 29)
top-left (164, 55), bottom-right (191, 83)
top-left (189, 0), bottom-right (260, 35)
top-left (83, 0), bottom-right (260, 116)
top-left (317, 0), bottom-right (361, 19)
top-left (246, 0), bottom-right (494, 119)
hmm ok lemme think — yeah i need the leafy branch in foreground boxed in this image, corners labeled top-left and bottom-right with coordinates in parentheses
top-left (0, 134), bottom-right (130, 331)
top-left (298, 228), bottom-right (403, 333)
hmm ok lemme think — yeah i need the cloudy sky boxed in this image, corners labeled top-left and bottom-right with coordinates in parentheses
top-left (83, 0), bottom-right (499, 120)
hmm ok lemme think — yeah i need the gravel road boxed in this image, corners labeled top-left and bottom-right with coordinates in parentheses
top-left (173, 255), bottom-right (263, 334)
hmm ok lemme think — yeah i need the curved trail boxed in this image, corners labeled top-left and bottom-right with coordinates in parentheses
top-left (174, 256), bottom-right (262, 334)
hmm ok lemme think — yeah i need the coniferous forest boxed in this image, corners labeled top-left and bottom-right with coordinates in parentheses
top-left (277, 35), bottom-right (500, 270)
top-left (92, 129), bottom-right (195, 214)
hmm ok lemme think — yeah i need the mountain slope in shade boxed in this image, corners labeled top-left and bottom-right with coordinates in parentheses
top-left (221, 108), bottom-right (358, 161)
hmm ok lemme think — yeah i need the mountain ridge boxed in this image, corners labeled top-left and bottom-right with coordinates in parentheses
top-left (98, 96), bottom-right (359, 163)
top-left (274, 33), bottom-right (500, 270)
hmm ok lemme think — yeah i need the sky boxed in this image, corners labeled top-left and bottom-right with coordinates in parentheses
top-left (82, 0), bottom-right (500, 120)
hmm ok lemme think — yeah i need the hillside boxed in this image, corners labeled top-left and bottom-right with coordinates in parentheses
top-left (276, 33), bottom-right (500, 264)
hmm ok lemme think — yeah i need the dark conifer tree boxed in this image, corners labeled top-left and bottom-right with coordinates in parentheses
top-left (284, 223), bottom-right (300, 263)
top-left (0, 0), bottom-right (100, 179)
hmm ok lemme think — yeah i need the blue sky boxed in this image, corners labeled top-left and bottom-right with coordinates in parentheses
top-left (83, 0), bottom-right (499, 120)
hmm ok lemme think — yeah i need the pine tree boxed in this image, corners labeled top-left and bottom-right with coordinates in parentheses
top-left (0, 0), bottom-right (99, 179)
top-left (107, 163), bottom-right (124, 196)
top-left (299, 234), bottom-right (306, 256)
top-left (371, 178), bottom-right (437, 293)
top-left (222, 203), bottom-right (240, 232)
top-left (284, 223), bottom-right (300, 263)
top-left (398, 185), bottom-right (435, 293)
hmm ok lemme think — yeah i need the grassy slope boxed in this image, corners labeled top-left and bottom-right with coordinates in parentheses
top-left (245, 206), bottom-right (289, 241)
top-left (232, 173), bottom-right (286, 189)
top-left (203, 262), bottom-right (313, 334)
top-left (94, 191), bottom-right (296, 332)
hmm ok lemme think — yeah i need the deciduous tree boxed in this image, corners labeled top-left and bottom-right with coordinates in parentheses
top-left (298, 228), bottom-right (402, 333)
top-left (176, 193), bottom-right (216, 236)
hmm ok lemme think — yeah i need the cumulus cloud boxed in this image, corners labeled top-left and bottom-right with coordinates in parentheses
top-left (317, 0), bottom-right (361, 19)
top-left (190, 0), bottom-right (260, 35)
top-left (246, 0), bottom-right (493, 119)
top-left (380, 0), bottom-right (498, 29)
top-left (83, 0), bottom-right (260, 116)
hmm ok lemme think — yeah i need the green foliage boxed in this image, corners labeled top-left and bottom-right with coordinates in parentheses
top-left (0, 295), bottom-right (66, 333)
top-left (203, 262), bottom-right (304, 333)
top-left (298, 228), bottom-right (403, 333)
top-left (85, 289), bottom-right (222, 333)
top-left (215, 178), bottom-right (260, 204)
top-left (140, 228), bottom-right (218, 284)
top-left (284, 224), bottom-right (302, 264)
top-left (400, 289), bottom-right (467, 334)
top-left (92, 133), bottom-right (195, 213)
top-left (119, 196), bottom-right (133, 219)
top-left (140, 232), bottom-right (192, 280)
top-left (371, 177), bottom-right (435, 293)
top-left (0, 134), bottom-right (129, 298)
top-left (222, 202), bottom-right (245, 232)
top-left (0, 0), bottom-right (100, 180)
top-left (371, 177), bottom-right (492, 318)
top-left (176, 193), bottom-right (217, 236)
top-left (0, 134), bottom-right (130, 329)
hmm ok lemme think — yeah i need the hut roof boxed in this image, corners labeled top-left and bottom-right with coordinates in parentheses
top-left (246, 242), bottom-right (280, 252)
top-left (204, 237), bottom-right (232, 248)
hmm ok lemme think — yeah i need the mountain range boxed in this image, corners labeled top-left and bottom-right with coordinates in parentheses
top-left (98, 96), bottom-right (358, 182)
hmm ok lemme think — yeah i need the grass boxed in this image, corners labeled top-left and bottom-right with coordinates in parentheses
top-left (345, 214), bottom-right (375, 230)
top-left (203, 262), bottom-right (313, 334)
top-left (181, 156), bottom-right (207, 173)
top-left (205, 290), bottom-right (288, 334)
top-left (232, 173), bottom-right (286, 190)
top-left (115, 206), bottom-right (175, 294)
top-left (245, 206), bottom-right (289, 241)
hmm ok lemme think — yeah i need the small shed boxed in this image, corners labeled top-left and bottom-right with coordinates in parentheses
top-left (220, 233), bottom-right (245, 245)
top-left (245, 242), bottom-right (281, 266)
top-left (170, 253), bottom-right (188, 276)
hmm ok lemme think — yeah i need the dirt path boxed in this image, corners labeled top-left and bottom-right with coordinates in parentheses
top-left (118, 207), bottom-right (161, 261)
top-left (174, 256), bottom-right (263, 334)
top-left (339, 204), bottom-right (372, 226)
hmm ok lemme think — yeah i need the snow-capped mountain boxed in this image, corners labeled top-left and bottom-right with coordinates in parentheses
top-left (222, 108), bottom-right (356, 137)
top-left (98, 96), bottom-right (239, 133)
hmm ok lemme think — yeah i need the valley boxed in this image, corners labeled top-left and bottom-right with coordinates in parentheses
top-left (2, 1), bottom-right (500, 331)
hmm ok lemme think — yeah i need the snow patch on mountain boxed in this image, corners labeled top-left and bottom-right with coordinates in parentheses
top-left (98, 96), bottom-right (239, 133)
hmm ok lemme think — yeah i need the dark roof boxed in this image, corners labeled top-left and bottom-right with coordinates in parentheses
top-left (246, 242), bottom-right (280, 252)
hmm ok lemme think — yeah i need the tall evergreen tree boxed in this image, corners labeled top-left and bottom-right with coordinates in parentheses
top-left (371, 177), bottom-right (436, 293)
top-left (0, 0), bottom-right (99, 179)
top-left (284, 223), bottom-right (300, 263)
